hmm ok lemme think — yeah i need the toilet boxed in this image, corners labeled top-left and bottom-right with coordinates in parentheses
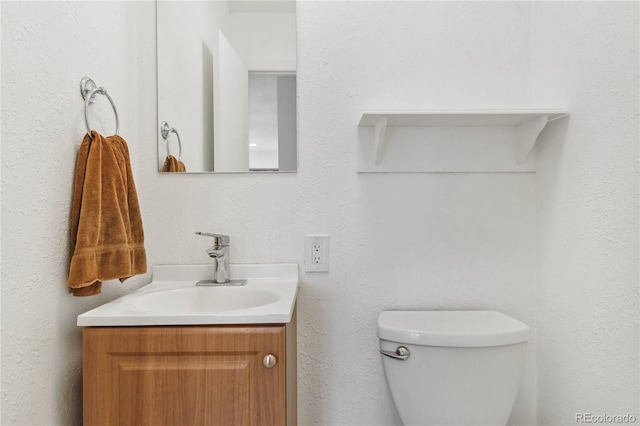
top-left (378, 310), bottom-right (530, 426)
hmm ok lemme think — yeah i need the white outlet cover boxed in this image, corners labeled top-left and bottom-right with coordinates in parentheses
top-left (305, 235), bottom-right (329, 272)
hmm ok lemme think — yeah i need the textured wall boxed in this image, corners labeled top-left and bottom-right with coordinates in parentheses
top-left (532, 2), bottom-right (640, 424)
top-left (1, 2), bottom-right (152, 424)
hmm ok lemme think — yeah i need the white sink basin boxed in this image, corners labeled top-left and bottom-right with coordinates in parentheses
top-left (77, 264), bottom-right (298, 326)
top-left (132, 286), bottom-right (280, 313)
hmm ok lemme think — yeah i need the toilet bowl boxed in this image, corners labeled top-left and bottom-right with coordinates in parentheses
top-left (378, 310), bottom-right (530, 426)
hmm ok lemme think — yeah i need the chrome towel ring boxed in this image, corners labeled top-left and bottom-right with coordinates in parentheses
top-left (161, 121), bottom-right (182, 160)
top-left (80, 77), bottom-right (119, 139)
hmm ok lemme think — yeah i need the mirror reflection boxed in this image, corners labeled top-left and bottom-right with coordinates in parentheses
top-left (157, 0), bottom-right (297, 173)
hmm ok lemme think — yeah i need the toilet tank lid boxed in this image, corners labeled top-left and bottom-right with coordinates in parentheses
top-left (377, 310), bottom-right (530, 347)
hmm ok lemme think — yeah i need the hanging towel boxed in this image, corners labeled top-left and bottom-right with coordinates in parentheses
top-left (67, 131), bottom-right (147, 296)
top-left (162, 154), bottom-right (186, 172)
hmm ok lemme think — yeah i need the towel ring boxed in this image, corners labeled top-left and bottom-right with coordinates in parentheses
top-left (80, 77), bottom-right (119, 139)
top-left (161, 121), bottom-right (182, 160)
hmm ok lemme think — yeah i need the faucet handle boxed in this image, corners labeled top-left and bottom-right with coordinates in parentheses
top-left (195, 232), bottom-right (230, 246)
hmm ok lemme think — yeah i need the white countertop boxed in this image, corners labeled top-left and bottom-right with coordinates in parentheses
top-left (77, 264), bottom-right (299, 327)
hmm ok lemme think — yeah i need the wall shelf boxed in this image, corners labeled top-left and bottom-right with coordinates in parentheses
top-left (358, 110), bottom-right (569, 172)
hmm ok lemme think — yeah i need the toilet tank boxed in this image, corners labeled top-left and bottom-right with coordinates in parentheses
top-left (378, 310), bottom-right (530, 426)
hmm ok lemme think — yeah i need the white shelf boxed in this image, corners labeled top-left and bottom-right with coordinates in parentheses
top-left (358, 110), bottom-right (569, 170)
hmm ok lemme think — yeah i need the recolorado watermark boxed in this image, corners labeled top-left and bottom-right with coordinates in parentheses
top-left (576, 413), bottom-right (637, 423)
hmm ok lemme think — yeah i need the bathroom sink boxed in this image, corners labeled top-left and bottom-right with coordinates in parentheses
top-left (132, 286), bottom-right (280, 314)
top-left (77, 263), bottom-right (298, 326)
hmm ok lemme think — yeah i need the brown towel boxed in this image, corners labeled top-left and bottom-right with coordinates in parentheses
top-left (161, 155), bottom-right (186, 172)
top-left (67, 131), bottom-right (147, 296)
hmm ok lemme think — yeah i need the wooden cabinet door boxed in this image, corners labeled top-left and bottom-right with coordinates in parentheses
top-left (83, 326), bottom-right (286, 426)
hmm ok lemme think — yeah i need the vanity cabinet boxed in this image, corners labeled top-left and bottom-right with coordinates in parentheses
top-left (83, 321), bottom-right (297, 426)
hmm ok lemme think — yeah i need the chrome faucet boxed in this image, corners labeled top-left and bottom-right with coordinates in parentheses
top-left (195, 232), bottom-right (246, 286)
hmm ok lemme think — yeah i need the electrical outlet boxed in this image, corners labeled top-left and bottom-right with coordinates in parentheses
top-left (305, 235), bottom-right (329, 272)
top-left (312, 243), bottom-right (322, 264)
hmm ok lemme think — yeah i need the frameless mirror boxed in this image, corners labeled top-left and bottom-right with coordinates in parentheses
top-left (157, 0), bottom-right (297, 173)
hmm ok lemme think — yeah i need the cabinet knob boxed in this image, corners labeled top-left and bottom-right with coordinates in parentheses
top-left (263, 354), bottom-right (277, 368)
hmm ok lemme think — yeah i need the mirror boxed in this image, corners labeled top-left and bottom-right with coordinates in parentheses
top-left (157, 0), bottom-right (297, 173)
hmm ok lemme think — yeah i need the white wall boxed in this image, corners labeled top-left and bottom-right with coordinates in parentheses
top-left (1, 2), bottom-right (637, 426)
top-left (294, 3), bottom-right (536, 423)
top-left (532, 2), bottom-right (640, 424)
top-left (225, 10), bottom-right (296, 71)
top-left (217, 31), bottom-right (249, 172)
top-left (1, 2), bottom-right (153, 424)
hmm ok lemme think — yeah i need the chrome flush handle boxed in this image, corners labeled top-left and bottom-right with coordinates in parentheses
top-left (380, 346), bottom-right (410, 361)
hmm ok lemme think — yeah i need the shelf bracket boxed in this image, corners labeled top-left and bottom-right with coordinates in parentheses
top-left (516, 114), bottom-right (548, 164)
top-left (373, 116), bottom-right (388, 165)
